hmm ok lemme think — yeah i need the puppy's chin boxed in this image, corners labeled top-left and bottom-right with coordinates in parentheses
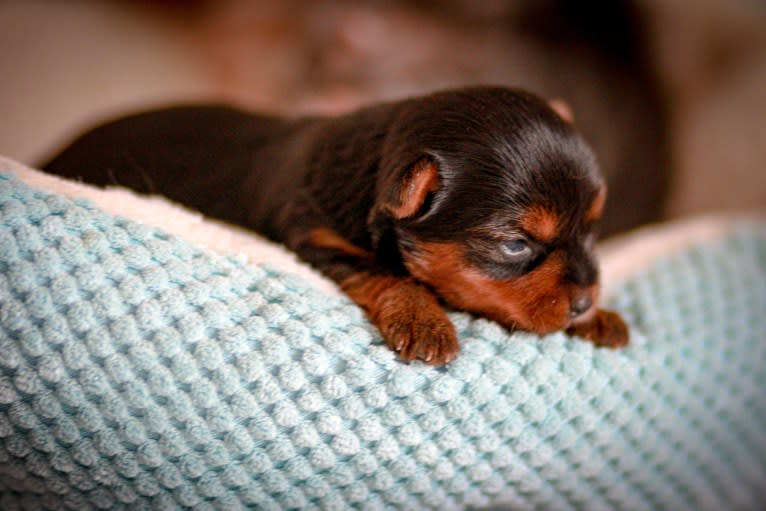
top-left (402, 241), bottom-right (596, 336)
top-left (479, 293), bottom-right (573, 336)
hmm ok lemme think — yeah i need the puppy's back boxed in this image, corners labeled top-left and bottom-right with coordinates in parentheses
top-left (43, 105), bottom-right (287, 226)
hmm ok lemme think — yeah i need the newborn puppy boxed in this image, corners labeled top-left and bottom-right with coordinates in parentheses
top-left (43, 87), bottom-right (628, 365)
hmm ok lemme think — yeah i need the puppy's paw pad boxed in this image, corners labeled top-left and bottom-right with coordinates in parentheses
top-left (567, 309), bottom-right (629, 348)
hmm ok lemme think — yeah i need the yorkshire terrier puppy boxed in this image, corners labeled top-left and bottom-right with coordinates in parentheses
top-left (44, 87), bottom-right (628, 365)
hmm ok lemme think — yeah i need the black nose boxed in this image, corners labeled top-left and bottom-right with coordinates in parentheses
top-left (570, 294), bottom-right (593, 318)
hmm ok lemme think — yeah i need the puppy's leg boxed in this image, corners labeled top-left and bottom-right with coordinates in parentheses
top-left (567, 309), bottom-right (629, 348)
top-left (341, 273), bottom-right (458, 364)
top-left (298, 227), bottom-right (459, 365)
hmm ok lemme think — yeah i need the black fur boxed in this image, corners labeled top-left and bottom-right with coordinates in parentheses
top-left (43, 86), bottom-right (626, 363)
top-left (44, 87), bottom-right (600, 283)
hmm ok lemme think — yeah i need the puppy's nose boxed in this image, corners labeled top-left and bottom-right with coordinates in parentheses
top-left (570, 294), bottom-right (593, 318)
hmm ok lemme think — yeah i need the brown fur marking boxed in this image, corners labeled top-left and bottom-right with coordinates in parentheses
top-left (566, 309), bottom-right (628, 347)
top-left (520, 205), bottom-right (559, 243)
top-left (340, 272), bottom-right (459, 364)
top-left (388, 159), bottom-right (439, 219)
top-left (587, 187), bottom-right (607, 223)
top-left (548, 98), bottom-right (575, 124)
top-left (404, 241), bottom-right (603, 337)
top-left (309, 227), bottom-right (371, 259)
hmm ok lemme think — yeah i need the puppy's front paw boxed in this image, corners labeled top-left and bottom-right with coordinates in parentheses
top-left (566, 309), bottom-right (629, 348)
top-left (377, 295), bottom-right (459, 365)
top-left (342, 274), bottom-right (459, 365)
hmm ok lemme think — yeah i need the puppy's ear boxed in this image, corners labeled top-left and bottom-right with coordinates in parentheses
top-left (380, 158), bottom-right (440, 220)
top-left (548, 98), bottom-right (575, 124)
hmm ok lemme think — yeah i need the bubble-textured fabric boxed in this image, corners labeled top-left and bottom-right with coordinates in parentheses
top-left (0, 172), bottom-right (765, 511)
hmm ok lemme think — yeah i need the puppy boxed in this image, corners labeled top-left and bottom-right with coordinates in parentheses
top-left (43, 87), bottom-right (628, 365)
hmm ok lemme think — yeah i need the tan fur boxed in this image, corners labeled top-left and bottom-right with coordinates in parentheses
top-left (521, 205), bottom-right (559, 243)
top-left (340, 272), bottom-right (458, 364)
top-left (309, 227), bottom-right (371, 259)
top-left (387, 159), bottom-right (439, 219)
top-left (403, 241), bottom-right (600, 334)
top-left (587, 187), bottom-right (607, 223)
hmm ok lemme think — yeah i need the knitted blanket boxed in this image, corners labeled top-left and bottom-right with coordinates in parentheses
top-left (1, 167), bottom-right (765, 510)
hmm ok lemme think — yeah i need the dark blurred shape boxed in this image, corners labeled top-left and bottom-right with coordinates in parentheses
top-left (119, 0), bottom-right (671, 237)
top-left (511, 0), bottom-right (671, 236)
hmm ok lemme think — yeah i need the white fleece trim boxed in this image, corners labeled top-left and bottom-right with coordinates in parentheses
top-left (3, 155), bottom-right (762, 300)
top-left (598, 213), bottom-right (766, 293)
top-left (2, 155), bottom-right (341, 295)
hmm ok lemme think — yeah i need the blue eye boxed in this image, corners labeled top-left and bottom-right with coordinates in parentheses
top-left (500, 238), bottom-right (532, 259)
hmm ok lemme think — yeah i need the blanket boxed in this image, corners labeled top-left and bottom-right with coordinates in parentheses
top-left (1, 160), bottom-right (765, 510)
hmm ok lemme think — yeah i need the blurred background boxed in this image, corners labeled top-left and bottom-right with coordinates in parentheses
top-left (1, 0), bottom-right (764, 237)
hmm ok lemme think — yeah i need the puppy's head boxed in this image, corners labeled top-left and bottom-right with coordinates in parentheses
top-left (372, 87), bottom-right (605, 334)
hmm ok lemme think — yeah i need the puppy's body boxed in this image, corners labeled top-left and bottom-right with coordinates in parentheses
top-left (45, 104), bottom-right (385, 251)
top-left (44, 87), bottom-right (628, 364)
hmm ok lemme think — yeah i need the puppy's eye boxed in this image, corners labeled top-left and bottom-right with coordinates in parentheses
top-left (500, 238), bottom-right (532, 260)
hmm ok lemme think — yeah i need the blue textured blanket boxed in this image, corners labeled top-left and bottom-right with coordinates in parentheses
top-left (1, 171), bottom-right (765, 510)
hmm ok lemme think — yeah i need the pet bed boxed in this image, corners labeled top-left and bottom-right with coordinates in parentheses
top-left (1, 155), bottom-right (765, 510)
